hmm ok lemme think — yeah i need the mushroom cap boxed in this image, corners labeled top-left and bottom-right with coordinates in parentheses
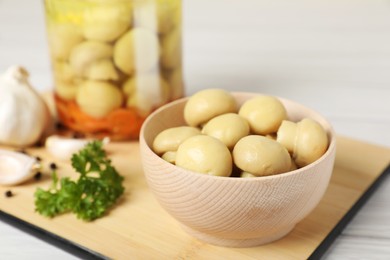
top-left (83, 3), bottom-right (132, 42)
top-left (233, 135), bottom-right (291, 176)
top-left (47, 24), bottom-right (83, 60)
top-left (176, 135), bottom-right (232, 177)
top-left (277, 118), bottom-right (329, 167)
top-left (276, 120), bottom-right (297, 153)
top-left (69, 41), bottom-right (113, 77)
top-left (238, 95), bottom-right (287, 135)
top-left (161, 29), bottom-right (182, 69)
top-left (184, 89), bottom-right (237, 127)
top-left (294, 118), bottom-right (329, 167)
top-left (152, 126), bottom-right (201, 155)
top-left (113, 28), bottom-right (159, 75)
top-left (84, 59), bottom-right (119, 81)
top-left (161, 151), bottom-right (177, 164)
top-left (124, 74), bottom-right (170, 116)
top-left (240, 171), bottom-right (257, 178)
top-left (76, 80), bottom-right (123, 118)
top-left (202, 113), bottom-right (250, 150)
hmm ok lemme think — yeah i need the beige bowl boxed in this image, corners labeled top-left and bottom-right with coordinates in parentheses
top-left (139, 92), bottom-right (336, 247)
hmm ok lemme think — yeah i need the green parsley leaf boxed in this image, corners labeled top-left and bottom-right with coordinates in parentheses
top-left (34, 140), bottom-right (125, 221)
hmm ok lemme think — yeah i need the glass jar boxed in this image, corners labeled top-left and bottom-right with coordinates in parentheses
top-left (44, 0), bottom-right (184, 140)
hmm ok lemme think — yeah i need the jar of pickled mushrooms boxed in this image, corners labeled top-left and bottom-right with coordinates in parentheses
top-left (44, 0), bottom-right (184, 140)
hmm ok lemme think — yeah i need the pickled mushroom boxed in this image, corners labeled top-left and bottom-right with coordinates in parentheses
top-left (69, 41), bottom-right (113, 77)
top-left (233, 135), bottom-right (291, 176)
top-left (176, 135), bottom-right (232, 177)
top-left (161, 151), bottom-right (177, 164)
top-left (168, 68), bottom-right (185, 100)
top-left (240, 172), bottom-right (256, 178)
top-left (47, 24), bottom-right (83, 60)
top-left (125, 74), bottom-right (170, 116)
top-left (55, 80), bottom-right (79, 101)
top-left (161, 29), bottom-right (181, 69)
top-left (239, 95), bottom-right (287, 135)
top-left (202, 113), bottom-right (249, 150)
top-left (184, 88), bottom-right (237, 127)
top-left (53, 61), bottom-right (75, 83)
top-left (84, 59), bottom-right (119, 81)
top-left (277, 118), bottom-right (329, 167)
top-left (114, 28), bottom-right (160, 75)
top-left (153, 126), bottom-right (200, 155)
top-left (76, 80), bottom-right (123, 118)
top-left (83, 3), bottom-right (132, 42)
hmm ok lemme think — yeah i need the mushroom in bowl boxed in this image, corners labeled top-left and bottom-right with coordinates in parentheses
top-left (139, 90), bottom-right (336, 247)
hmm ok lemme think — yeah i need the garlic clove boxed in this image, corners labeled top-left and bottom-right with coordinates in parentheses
top-left (0, 149), bottom-right (41, 186)
top-left (45, 135), bottom-right (110, 161)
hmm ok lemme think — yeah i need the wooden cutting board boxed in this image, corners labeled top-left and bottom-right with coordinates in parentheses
top-left (0, 136), bottom-right (389, 260)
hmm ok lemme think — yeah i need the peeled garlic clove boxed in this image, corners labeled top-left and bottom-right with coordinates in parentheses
top-left (45, 135), bottom-right (110, 161)
top-left (45, 135), bottom-right (87, 161)
top-left (0, 149), bottom-right (41, 186)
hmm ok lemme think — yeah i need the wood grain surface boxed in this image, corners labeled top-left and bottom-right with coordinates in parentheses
top-left (1, 0), bottom-right (390, 258)
top-left (0, 136), bottom-right (389, 259)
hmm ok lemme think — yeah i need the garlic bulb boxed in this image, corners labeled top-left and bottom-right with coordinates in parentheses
top-left (0, 66), bottom-right (51, 146)
top-left (0, 149), bottom-right (41, 186)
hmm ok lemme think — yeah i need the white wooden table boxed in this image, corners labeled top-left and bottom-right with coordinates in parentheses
top-left (0, 0), bottom-right (389, 259)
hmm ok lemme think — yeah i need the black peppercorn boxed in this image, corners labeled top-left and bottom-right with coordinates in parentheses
top-left (5, 190), bottom-right (13, 197)
top-left (34, 171), bottom-right (42, 180)
top-left (35, 156), bottom-right (42, 162)
top-left (49, 162), bottom-right (57, 170)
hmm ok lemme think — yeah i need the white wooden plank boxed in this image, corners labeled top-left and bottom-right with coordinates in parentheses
top-left (0, 223), bottom-right (78, 260)
top-left (324, 236), bottom-right (390, 259)
top-left (341, 175), bottom-right (390, 238)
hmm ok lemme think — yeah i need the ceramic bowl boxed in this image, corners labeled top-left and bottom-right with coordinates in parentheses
top-left (139, 92), bottom-right (336, 247)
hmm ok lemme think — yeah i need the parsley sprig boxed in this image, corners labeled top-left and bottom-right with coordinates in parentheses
top-left (34, 141), bottom-right (125, 221)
